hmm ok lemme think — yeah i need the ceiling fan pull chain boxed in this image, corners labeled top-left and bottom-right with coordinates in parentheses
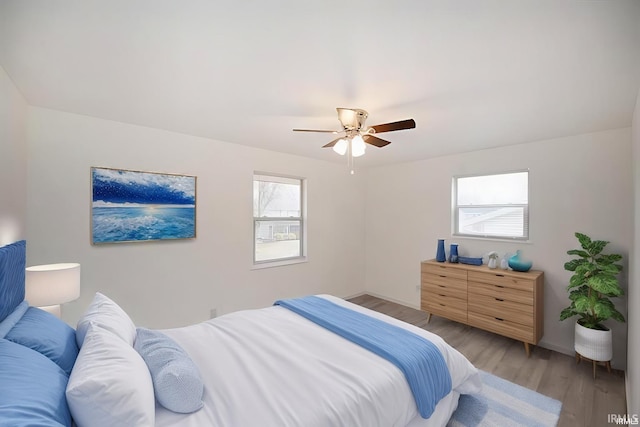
top-left (348, 139), bottom-right (356, 175)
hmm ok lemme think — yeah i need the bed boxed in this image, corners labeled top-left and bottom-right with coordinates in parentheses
top-left (0, 240), bottom-right (481, 427)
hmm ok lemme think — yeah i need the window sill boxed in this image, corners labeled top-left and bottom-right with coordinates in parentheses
top-left (452, 234), bottom-right (532, 244)
top-left (251, 257), bottom-right (307, 270)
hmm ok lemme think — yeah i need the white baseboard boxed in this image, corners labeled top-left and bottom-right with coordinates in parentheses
top-left (535, 340), bottom-right (574, 358)
top-left (361, 291), bottom-right (421, 310)
top-left (342, 291), bottom-right (365, 300)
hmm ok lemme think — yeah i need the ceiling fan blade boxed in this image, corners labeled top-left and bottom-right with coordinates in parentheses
top-left (363, 135), bottom-right (392, 148)
top-left (293, 128), bottom-right (340, 133)
top-left (369, 119), bottom-right (416, 134)
top-left (322, 137), bottom-right (343, 148)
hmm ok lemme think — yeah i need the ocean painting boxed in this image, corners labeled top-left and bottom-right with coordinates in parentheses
top-left (91, 167), bottom-right (196, 244)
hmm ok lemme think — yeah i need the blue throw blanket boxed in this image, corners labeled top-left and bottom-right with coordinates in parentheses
top-left (274, 296), bottom-right (452, 418)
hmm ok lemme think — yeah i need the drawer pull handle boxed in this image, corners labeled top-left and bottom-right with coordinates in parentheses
top-left (438, 294), bottom-right (446, 297)
top-left (495, 285), bottom-right (505, 288)
top-left (438, 285), bottom-right (445, 288)
top-left (439, 303), bottom-right (445, 307)
top-left (495, 317), bottom-right (504, 321)
top-left (495, 274), bottom-right (504, 277)
top-left (439, 275), bottom-right (446, 278)
top-left (495, 298), bottom-right (504, 302)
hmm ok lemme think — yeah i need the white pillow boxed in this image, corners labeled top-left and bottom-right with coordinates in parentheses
top-left (76, 292), bottom-right (136, 347)
top-left (66, 324), bottom-right (155, 427)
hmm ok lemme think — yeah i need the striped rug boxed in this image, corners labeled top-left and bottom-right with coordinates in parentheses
top-left (448, 370), bottom-right (562, 427)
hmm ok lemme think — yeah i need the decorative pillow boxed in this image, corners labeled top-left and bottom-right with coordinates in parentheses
top-left (75, 292), bottom-right (136, 347)
top-left (0, 240), bottom-right (26, 323)
top-left (135, 327), bottom-right (204, 414)
top-left (5, 306), bottom-right (79, 375)
top-left (0, 300), bottom-right (29, 338)
top-left (0, 338), bottom-right (72, 427)
top-left (66, 324), bottom-right (155, 427)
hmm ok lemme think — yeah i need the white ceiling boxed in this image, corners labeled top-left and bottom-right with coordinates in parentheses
top-left (1, 1), bottom-right (639, 167)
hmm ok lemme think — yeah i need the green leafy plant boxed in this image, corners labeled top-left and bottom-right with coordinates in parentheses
top-left (560, 232), bottom-right (625, 330)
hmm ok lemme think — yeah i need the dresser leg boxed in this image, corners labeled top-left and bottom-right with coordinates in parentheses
top-left (426, 312), bottom-right (432, 323)
top-left (523, 342), bottom-right (531, 358)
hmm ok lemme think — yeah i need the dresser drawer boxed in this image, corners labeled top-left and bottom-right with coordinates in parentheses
top-left (468, 294), bottom-right (533, 326)
top-left (422, 281), bottom-right (467, 300)
top-left (468, 270), bottom-right (535, 292)
top-left (422, 263), bottom-right (468, 280)
top-left (468, 281), bottom-right (533, 305)
top-left (422, 294), bottom-right (467, 324)
top-left (468, 312), bottom-right (534, 343)
top-left (422, 272), bottom-right (467, 293)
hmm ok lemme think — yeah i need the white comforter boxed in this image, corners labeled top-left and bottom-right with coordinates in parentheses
top-left (157, 295), bottom-right (481, 427)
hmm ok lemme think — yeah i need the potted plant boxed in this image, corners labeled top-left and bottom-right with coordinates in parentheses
top-left (560, 232), bottom-right (625, 362)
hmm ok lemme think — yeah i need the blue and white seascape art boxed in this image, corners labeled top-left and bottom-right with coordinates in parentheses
top-left (91, 167), bottom-right (196, 244)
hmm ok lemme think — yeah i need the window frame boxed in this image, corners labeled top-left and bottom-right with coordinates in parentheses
top-left (452, 169), bottom-right (530, 241)
top-left (252, 172), bottom-right (307, 267)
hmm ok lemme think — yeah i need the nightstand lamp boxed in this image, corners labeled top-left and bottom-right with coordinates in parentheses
top-left (26, 263), bottom-right (81, 318)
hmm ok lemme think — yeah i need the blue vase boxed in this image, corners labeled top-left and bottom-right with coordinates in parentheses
top-left (436, 239), bottom-right (446, 262)
top-left (508, 250), bottom-right (532, 272)
top-left (449, 244), bottom-right (459, 263)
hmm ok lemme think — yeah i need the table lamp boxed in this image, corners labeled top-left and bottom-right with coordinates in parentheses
top-left (26, 263), bottom-right (81, 317)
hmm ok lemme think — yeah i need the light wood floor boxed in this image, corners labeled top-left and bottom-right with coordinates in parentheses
top-left (348, 294), bottom-right (627, 427)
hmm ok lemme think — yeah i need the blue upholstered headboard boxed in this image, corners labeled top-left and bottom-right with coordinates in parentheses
top-left (0, 240), bottom-right (26, 322)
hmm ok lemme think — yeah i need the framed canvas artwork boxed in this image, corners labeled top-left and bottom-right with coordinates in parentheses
top-left (91, 167), bottom-right (196, 244)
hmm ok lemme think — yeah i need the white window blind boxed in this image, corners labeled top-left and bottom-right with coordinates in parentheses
top-left (453, 171), bottom-right (529, 240)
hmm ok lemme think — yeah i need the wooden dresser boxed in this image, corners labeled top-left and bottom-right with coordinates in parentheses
top-left (421, 259), bottom-right (544, 356)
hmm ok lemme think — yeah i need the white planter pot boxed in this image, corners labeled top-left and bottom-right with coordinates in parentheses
top-left (574, 322), bottom-right (612, 361)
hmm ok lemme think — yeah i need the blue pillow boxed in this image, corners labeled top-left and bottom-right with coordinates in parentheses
top-left (134, 328), bottom-right (204, 414)
top-left (0, 300), bottom-right (29, 338)
top-left (0, 339), bottom-right (71, 427)
top-left (0, 240), bottom-right (26, 322)
top-left (6, 307), bottom-right (79, 376)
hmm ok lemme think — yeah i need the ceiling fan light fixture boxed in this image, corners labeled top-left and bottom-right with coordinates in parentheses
top-left (293, 108), bottom-right (416, 170)
top-left (333, 139), bottom-right (348, 155)
top-left (351, 135), bottom-right (366, 157)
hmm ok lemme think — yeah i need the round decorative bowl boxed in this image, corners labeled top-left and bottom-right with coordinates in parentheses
top-left (508, 250), bottom-right (532, 272)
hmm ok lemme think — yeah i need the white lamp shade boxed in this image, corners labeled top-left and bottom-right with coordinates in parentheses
top-left (26, 263), bottom-right (81, 306)
top-left (333, 139), bottom-right (348, 155)
top-left (351, 135), bottom-right (366, 157)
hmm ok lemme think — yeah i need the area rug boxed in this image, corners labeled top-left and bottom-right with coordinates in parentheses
top-left (448, 370), bottom-right (562, 427)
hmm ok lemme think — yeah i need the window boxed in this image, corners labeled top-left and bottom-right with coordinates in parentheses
top-left (253, 173), bottom-right (305, 264)
top-left (453, 170), bottom-right (529, 240)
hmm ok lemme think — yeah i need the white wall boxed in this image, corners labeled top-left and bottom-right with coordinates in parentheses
top-left (629, 86), bottom-right (640, 415)
top-left (0, 66), bottom-right (27, 245)
top-left (365, 128), bottom-right (633, 369)
top-left (22, 101), bottom-right (637, 379)
top-left (26, 107), bottom-right (367, 328)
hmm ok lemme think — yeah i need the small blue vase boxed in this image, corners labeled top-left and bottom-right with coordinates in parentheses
top-left (449, 244), bottom-right (459, 263)
top-left (436, 239), bottom-right (446, 262)
top-left (508, 250), bottom-right (532, 272)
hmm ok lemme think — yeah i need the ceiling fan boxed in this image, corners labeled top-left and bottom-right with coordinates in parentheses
top-left (293, 108), bottom-right (416, 159)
